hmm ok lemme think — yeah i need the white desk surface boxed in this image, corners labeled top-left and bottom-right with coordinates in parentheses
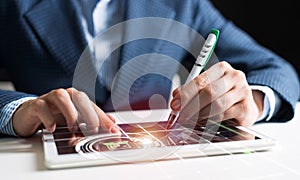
top-left (1, 103), bottom-right (300, 180)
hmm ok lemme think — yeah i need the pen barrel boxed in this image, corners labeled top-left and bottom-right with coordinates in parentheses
top-left (184, 31), bottom-right (218, 85)
top-left (184, 65), bottom-right (203, 85)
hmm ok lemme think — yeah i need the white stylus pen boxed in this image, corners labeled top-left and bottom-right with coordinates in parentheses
top-left (165, 29), bottom-right (220, 129)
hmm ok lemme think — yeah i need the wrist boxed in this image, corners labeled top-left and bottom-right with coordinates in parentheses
top-left (12, 98), bottom-right (39, 137)
top-left (0, 97), bottom-right (37, 136)
top-left (252, 90), bottom-right (265, 120)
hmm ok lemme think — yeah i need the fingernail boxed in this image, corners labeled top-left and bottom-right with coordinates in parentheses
top-left (171, 99), bottom-right (181, 110)
top-left (109, 126), bottom-right (121, 134)
top-left (47, 124), bottom-right (56, 133)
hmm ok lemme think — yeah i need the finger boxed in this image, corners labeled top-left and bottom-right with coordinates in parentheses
top-left (170, 73), bottom-right (208, 111)
top-left (176, 84), bottom-right (230, 123)
top-left (53, 113), bottom-right (68, 126)
top-left (195, 71), bottom-right (239, 111)
top-left (172, 86), bottom-right (182, 98)
top-left (197, 86), bottom-right (246, 120)
top-left (92, 104), bottom-right (121, 134)
top-left (178, 68), bottom-right (249, 122)
top-left (202, 100), bottom-right (254, 128)
top-left (225, 100), bottom-right (255, 127)
top-left (42, 88), bottom-right (78, 132)
top-left (106, 113), bottom-right (116, 123)
top-left (177, 74), bottom-right (234, 117)
top-left (71, 89), bottom-right (99, 132)
top-left (31, 99), bottom-right (56, 132)
top-left (176, 92), bottom-right (201, 122)
top-left (171, 61), bottom-right (232, 111)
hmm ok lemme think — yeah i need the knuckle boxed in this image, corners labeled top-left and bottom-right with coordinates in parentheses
top-left (74, 90), bottom-right (89, 100)
top-left (34, 99), bottom-right (46, 108)
top-left (219, 61), bottom-right (232, 71)
top-left (66, 87), bottom-right (76, 94)
top-left (233, 70), bottom-right (246, 81)
top-left (68, 87), bottom-right (77, 91)
top-left (54, 88), bottom-right (67, 97)
top-left (53, 88), bottom-right (68, 99)
top-left (32, 99), bottom-right (46, 112)
top-left (195, 75), bottom-right (209, 90)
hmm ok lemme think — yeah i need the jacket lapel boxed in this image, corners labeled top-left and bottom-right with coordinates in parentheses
top-left (24, 0), bottom-right (86, 76)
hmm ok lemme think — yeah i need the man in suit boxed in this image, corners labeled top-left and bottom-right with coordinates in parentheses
top-left (1, 0), bottom-right (299, 137)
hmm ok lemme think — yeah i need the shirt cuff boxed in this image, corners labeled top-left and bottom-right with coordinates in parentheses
top-left (0, 97), bottom-right (37, 136)
top-left (250, 85), bottom-right (280, 122)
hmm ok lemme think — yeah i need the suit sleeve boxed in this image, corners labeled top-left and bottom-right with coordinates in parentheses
top-left (0, 90), bottom-right (37, 136)
top-left (193, 0), bottom-right (300, 122)
top-left (0, 90), bottom-right (37, 109)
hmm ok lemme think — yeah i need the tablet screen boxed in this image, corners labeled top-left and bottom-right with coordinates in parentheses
top-left (46, 121), bottom-right (258, 155)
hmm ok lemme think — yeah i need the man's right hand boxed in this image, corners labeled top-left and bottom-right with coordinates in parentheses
top-left (12, 88), bottom-right (120, 137)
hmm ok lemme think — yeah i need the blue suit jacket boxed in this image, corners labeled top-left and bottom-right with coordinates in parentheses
top-left (1, 0), bottom-right (299, 122)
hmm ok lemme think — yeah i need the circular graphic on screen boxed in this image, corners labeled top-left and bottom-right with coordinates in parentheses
top-left (75, 133), bottom-right (167, 162)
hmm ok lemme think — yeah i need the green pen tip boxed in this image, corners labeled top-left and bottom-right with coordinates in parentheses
top-left (210, 29), bottom-right (220, 39)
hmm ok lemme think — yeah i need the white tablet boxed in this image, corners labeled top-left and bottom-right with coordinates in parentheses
top-left (41, 111), bottom-right (276, 169)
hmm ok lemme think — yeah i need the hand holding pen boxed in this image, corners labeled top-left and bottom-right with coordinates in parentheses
top-left (166, 29), bottom-right (265, 129)
top-left (165, 29), bottom-right (220, 129)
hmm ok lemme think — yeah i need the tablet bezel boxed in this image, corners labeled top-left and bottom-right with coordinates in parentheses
top-left (42, 123), bottom-right (276, 169)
